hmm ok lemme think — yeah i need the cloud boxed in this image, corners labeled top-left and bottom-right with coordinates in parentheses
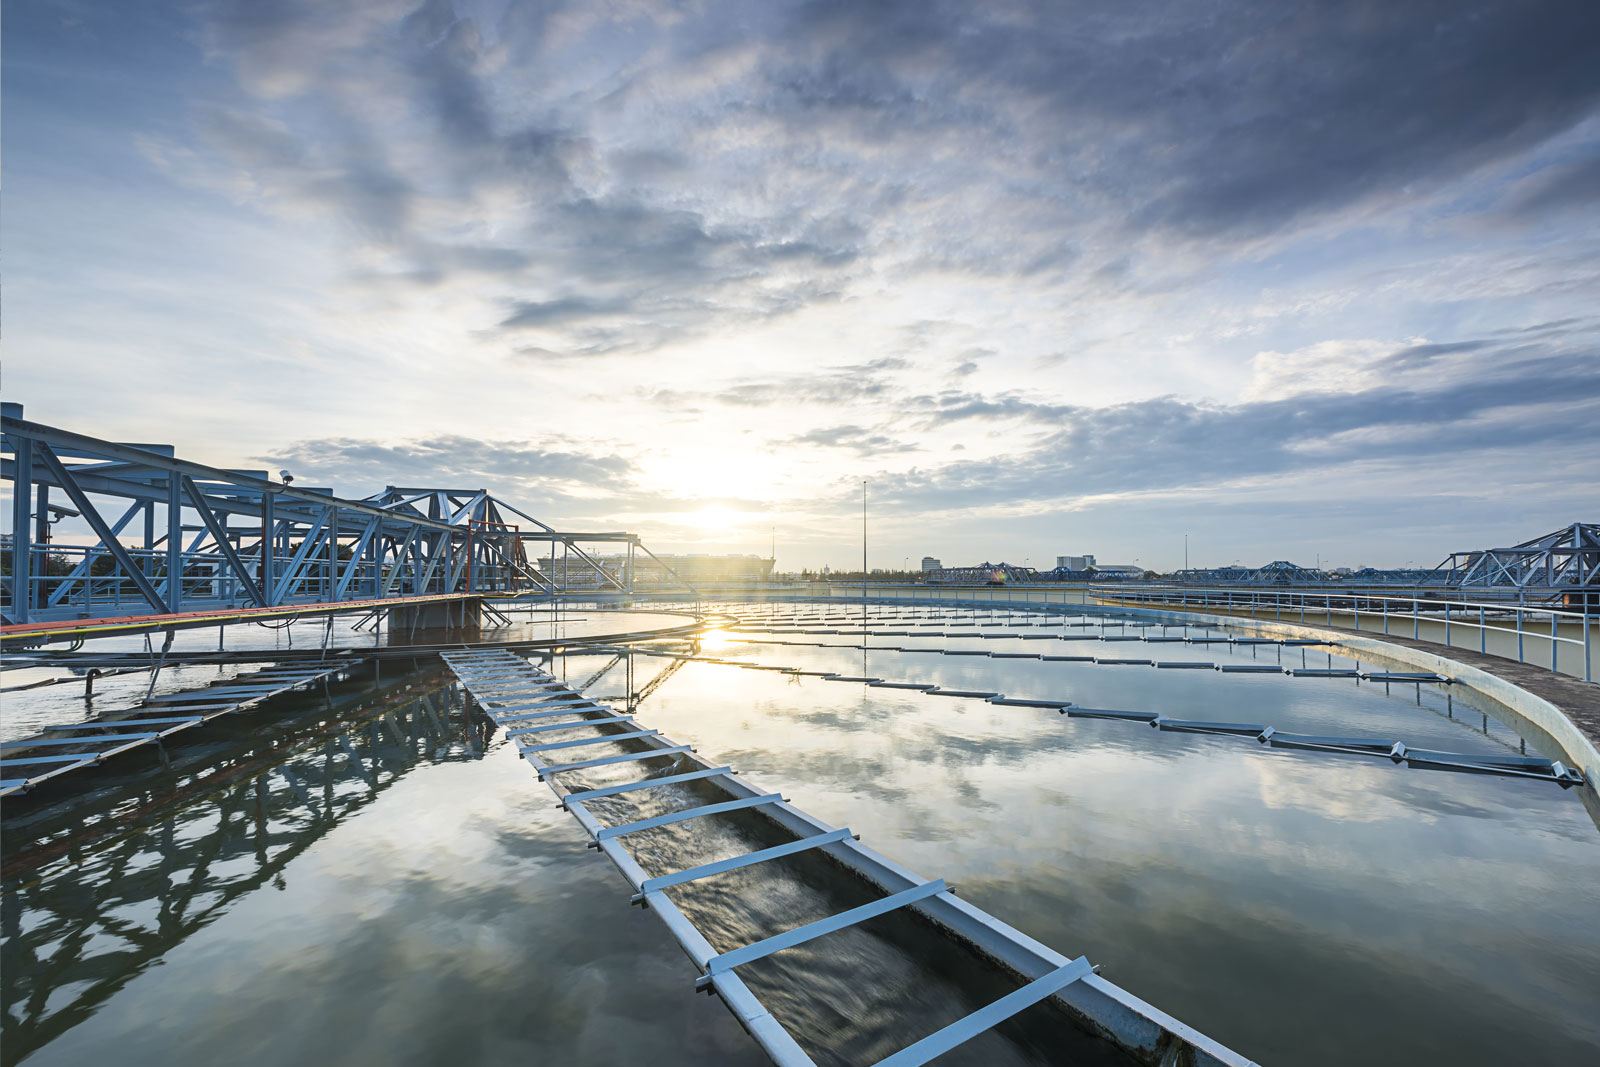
top-left (1497, 154), bottom-right (1600, 218)
top-left (644, 356), bottom-right (910, 409)
top-left (258, 435), bottom-right (638, 510)
top-left (869, 332), bottom-right (1600, 511)
top-left (11, 0), bottom-right (1600, 567)
top-left (785, 424), bottom-right (921, 456)
top-left (123, 0), bottom-right (1595, 383)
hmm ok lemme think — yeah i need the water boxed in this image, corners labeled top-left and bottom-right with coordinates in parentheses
top-left (4, 601), bottom-right (1598, 1065)
top-left (0, 607), bottom-right (691, 743)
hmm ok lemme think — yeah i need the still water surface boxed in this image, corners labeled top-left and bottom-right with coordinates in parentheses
top-left (4, 602), bottom-right (1598, 1064)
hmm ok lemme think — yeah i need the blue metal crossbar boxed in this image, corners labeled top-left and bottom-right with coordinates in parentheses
top-left (481, 695), bottom-right (590, 712)
top-left (563, 765), bottom-right (734, 804)
top-left (520, 728), bottom-right (660, 753)
top-left (464, 684), bottom-right (563, 694)
top-left (36, 716), bottom-right (205, 730)
top-left (144, 686), bottom-right (283, 702)
top-left (454, 671), bottom-right (548, 680)
top-left (508, 715), bottom-right (633, 737)
top-left (494, 704), bottom-right (609, 723)
top-left (707, 879), bottom-right (947, 976)
top-left (873, 955), bottom-right (1095, 1067)
top-left (638, 827), bottom-right (853, 895)
top-left (1, 733), bottom-right (161, 749)
top-left (596, 793), bottom-right (783, 841)
top-left (1, 753), bottom-right (100, 767)
top-left (536, 745), bottom-right (692, 777)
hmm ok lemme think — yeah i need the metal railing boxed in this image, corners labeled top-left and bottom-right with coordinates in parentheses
top-left (819, 582), bottom-right (1596, 683)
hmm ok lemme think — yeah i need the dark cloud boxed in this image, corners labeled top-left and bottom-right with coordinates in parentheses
top-left (763, 0), bottom-right (1600, 236)
top-left (868, 337), bottom-right (1600, 511)
top-left (169, 0), bottom-right (1600, 362)
top-left (1498, 154), bottom-right (1600, 218)
top-left (501, 296), bottom-right (627, 330)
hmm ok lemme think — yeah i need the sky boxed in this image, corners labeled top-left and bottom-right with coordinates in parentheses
top-left (6, 0), bottom-right (1599, 572)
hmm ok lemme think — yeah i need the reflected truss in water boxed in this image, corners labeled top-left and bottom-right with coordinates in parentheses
top-left (0, 678), bottom-right (484, 1065)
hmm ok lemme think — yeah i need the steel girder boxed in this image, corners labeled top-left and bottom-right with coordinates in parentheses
top-left (1442, 522), bottom-right (1600, 592)
top-left (2, 405), bottom-right (685, 626)
top-left (926, 562), bottom-right (1037, 584)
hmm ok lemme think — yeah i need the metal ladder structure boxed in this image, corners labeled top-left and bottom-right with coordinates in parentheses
top-left (0, 663), bottom-right (352, 797)
top-left (440, 649), bottom-right (1255, 1067)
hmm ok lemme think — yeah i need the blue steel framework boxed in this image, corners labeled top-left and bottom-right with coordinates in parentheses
top-left (1441, 522), bottom-right (1600, 595)
top-left (1, 405), bottom-right (687, 629)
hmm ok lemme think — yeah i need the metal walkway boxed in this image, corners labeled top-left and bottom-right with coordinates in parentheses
top-left (441, 649), bottom-right (1255, 1067)
top-left (0, 663), bottom-right (351, 797)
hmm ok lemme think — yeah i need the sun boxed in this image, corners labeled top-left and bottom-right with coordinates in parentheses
top-left (686, 506), bottom-right (740, 532)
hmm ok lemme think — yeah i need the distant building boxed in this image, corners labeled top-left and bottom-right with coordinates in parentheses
top-left (1094, 563), bottom-right (1144, 576)
top-left (921, 556), bottom-right (941, 572)
top-left (1056, 554), bottom-right (1095, 570)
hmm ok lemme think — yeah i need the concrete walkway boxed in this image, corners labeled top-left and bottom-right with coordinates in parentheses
top-left (1313, 623), bottom-right (1600, 752)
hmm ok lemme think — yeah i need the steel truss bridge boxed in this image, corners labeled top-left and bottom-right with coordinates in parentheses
top-left (2, 404), bottom-right (692, 642)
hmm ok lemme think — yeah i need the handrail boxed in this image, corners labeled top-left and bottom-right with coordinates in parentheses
top-left (818, 582), bottom-right (1596, 684)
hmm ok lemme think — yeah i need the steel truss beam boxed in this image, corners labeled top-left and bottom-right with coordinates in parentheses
top-left (3, 404), bottom-right (691, 629)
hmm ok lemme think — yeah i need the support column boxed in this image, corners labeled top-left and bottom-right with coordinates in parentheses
top-left (389, 596), bottom-right (482, 636)
top-left (328, 507), bottom-right (340, 602)
top-left (167, 473), bottom-right (183, 612)
top-left (262, 494), bottom-right (276, 605)
top-left (9, 438), bottom-right (33, 621)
